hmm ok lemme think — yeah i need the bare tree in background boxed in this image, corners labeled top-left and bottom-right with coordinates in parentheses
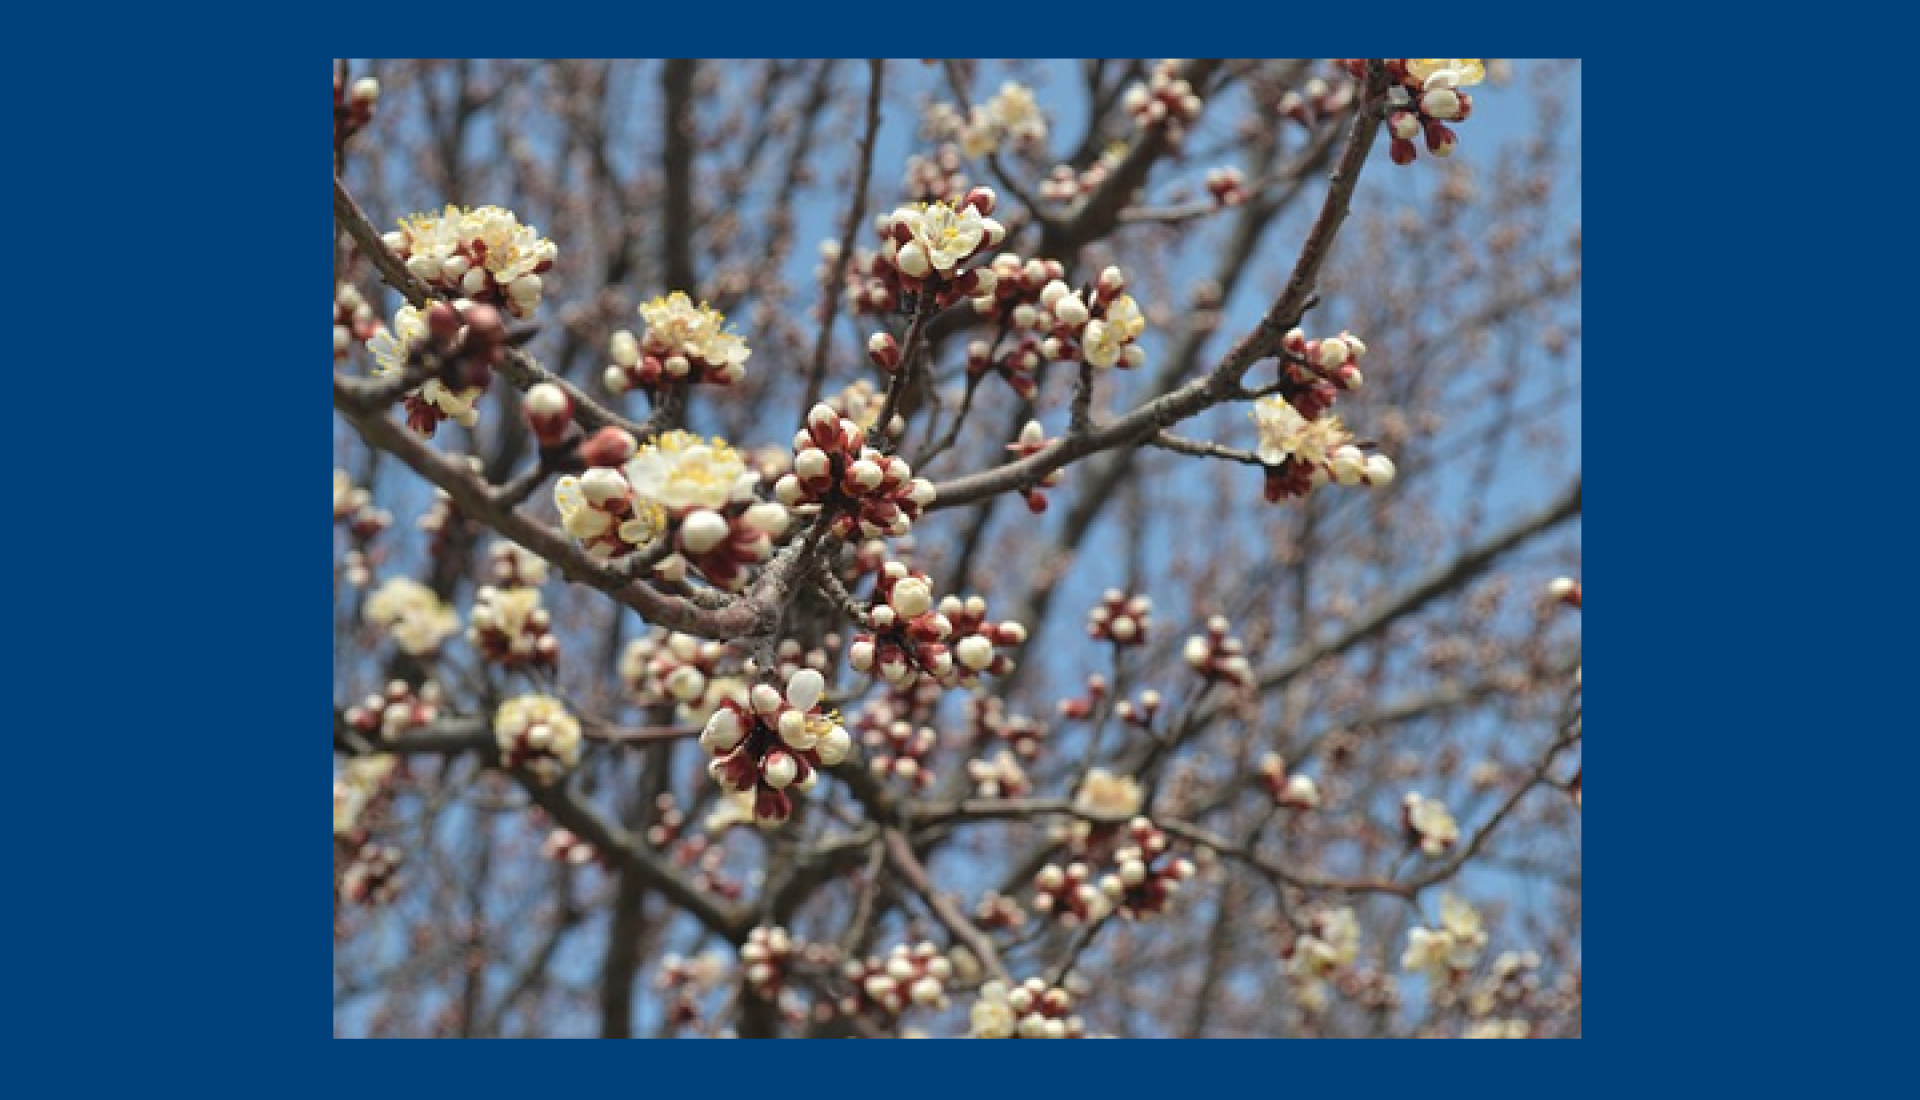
top-left (333, 58), bottom-right (1581, 1039)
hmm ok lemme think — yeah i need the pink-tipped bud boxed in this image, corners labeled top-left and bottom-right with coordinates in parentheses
top-left (579, 426), bottom-right (638, 467)
top-left (868, 332), bottom-right (902, 372)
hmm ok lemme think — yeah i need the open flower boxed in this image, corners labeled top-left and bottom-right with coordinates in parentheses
top-left (623, 431), bottom-right (757, 513)
top-left (1251, 395), bottom-right (1353, 469)
top-left (364, 577), bottom-right (460, 656)
top-left (382, 204), bottom-right (556, 317)
top-left (1074, 768), bottom-right (1144, 819)
top-left (1403, 792), bottom-right (1461, 856)
top-left (1405, 59), bottom-right (1485, 89)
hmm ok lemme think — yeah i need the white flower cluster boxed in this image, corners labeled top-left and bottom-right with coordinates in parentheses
top-left (367, 304), bottom-right (485, 429)
top-left (969, 978), bottom-right (1085, 1039)
top-left (486, 540), bottom-right (549, 589)
top-left (621, 628), bottom-right (731, 710)
top-left (1401, 894), bottom-right (1488, 980)
top-left (968, 749), bottom-right (1030, 799)
top-left (382, 204), bottom-right (557, 317)
top-left (1286, 906), bottom-right (1361, 1013)
top-left (605, 292), bottom-right (751, 392)
top-left (1403, 792), bottom-right (1461, 856)
top-left (364, 577), bottom-right (460, 656)
top-left (925, 81), bottom-right (1049, 159)
top-left (880, 195), bottom-right (1006, 285)
top-left (333, 754), bottom-right (397, 836)
top-left (1073, 768), bottom-right (1144, 819)
top-left (334, 282), bottom-right (379, 361)
top-left (468, 585), bottom-right (557, 668)
top-left (493, 694), bottom-right (582, 784)
top-left (973, 259), bottom-right (1147, 371)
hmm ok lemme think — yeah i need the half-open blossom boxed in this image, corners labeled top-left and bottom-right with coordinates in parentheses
top-left (493, 694), bottom-right (582, 783)
top-left (364, 577), bottom-right (460, 656)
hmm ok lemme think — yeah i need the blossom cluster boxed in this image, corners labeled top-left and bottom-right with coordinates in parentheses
top-left (540, 825), bottom-right (600, 867)
top-left (468, 585), bottom-right (558, 669)
top-left (364, 577), bottom-right (460, 656)
top-left (1087, 588), bottom-right (1153, 647)
top-left (485, 540), bottom-right (550, 589)
top-left (1400, 894), bottom-right (1487, 981)
top-left (383, 204), bottom-right (556, 317)
top-left (1283, 905), bottom-right (1361, 1010)
top-left (334, 283), bottom-right (380, 362)
top-left (923, 81), bottom-right (1049, 160)
top-left (333, 469), bottom-right (391, 587)
top-left (1003, 420), bottom-right (1065, 513)
top-left (640, 793), bottom-right (746, 900)
top-left (604, 292), bottom-right (751, 393)
top-left (775, 404), bottom-right (937, 541)
top-left (1249, 327), bottom-right (1394, 503)
top-left (1035, 815), bottom-right (1195, 925)
top-left (621, 628), bottom-right (732, 710)
top-left (1276, 76), bottom-right (1354, 131)
top-left (340, 842), bottom-right (403, 906)
top-left (555, 431), bottom-right (790, 589)
top-left (968, 695), bottom-right (1048, 760)
top-left (847, 191), bottom-right (1006, 315)
top-left (969, 978), bottom-right (1086, 1039)
top-left (367, 300), bottom-right (512, 436)
top-left (971, 259), bottom-right (1148, 377)
top-left (1183, 615), bottom-right (1255, 687)
top-left (837, 942), bottom-right (954, 1018)
top-left (1339, 60), bottom-right (1484, 166)
top-left (657, 951), bottom-right (729, 1030)
top-left (700, 669), bottom-right (853, 828)
top-left (334, 754), bottom-right (397, 838)
top-left (493, 694), bottom-right (582, 784)
top-left (1122, 60), bottom-right (1204, 148)
top-left (968, 750), bottom-right (1031, 799)
top-left (1402, 791), bottom-right (1460, 856)
top-left (858, 710), bottom-right (938, 790)
top-left (342, 680), bottom-right (442, 743)
top-left (1204, 165), bottom-right (1249, 207)
top-left (847, 563), bottom-right (1023, 690)
top-left (1039, 142), bottom-right (1127, 203)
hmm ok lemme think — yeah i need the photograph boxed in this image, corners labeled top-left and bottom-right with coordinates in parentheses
top-left (332, 58), bottom-right (1582, 1039)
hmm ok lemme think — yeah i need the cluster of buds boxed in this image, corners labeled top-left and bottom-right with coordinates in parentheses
top-left (339, 842), bottom-right (402, 906)
top-left (1401, 894), bottom-right (1488, 982)
top-left (1341, 60), bottom-right (1483, 165)
top-left (740, 925), bottom-right (796, 999)
top-left (364, 577), bottom-right (460, 657)
top-left (557, 431), bottom-right (789, 590)
top-left (1056, 673), bottom-right (1110, 721)
top-left (1251, 326), bottom-right (1394, 503)
top-left (969, 978), bottom-right (1086, 1039)
top-left (333, 470), bottom-right (391, 587)
top-left (837, 942), bottom-right (953, 1018)
top-left (334, 283), bottom-right (381, 362)
top-left (540, 826), bottom-right (601, 867)
top-left (899, 143), bottom-right (972, 202)
top-left (1087, 589), bottom-right (1153, 647)
top-left (974, 891), bottom-right (1028, 931)
top-left (1039, 143), bottom-right (1127, 203)
top-left (343, 680), bottom-right (443, 742)
top-left (657, 952), bottom-right (730, 1030)
top-left (700, 669), bottom-right (853, 828)
top-left (1402, 792), bottom-right (1461, 856)
top-left (777, 404), bottom-right (936, 540)
top-left (1205, 165), bottom-right (1249, 206)
top-left (975, 259), bottom-right (1148, 372)
top-left (1112, 688), bottom-right (1164, 729)
top-left (333, 71), bottom-right (380, 154)
top-left (968, 749), bottom-right (1030, 799)
top-left (621, 628), bottom-right (731, 709)
top-left (484, 540), bottom-right (550, 589)
top-left (604, 292), bottom-right (751, 393)
top-left (468, 585), bottom-right (557, 669)
top-left (382, 204), bottom-right (556, 318)
top-left (1548, 576), bottom-right (1582, 610)
top-left (1258, 753), bottom-right (1322, 809)
top-left (1002, 420), bottom-right (1065, 512)
top-left (368, 300), bottom-right (513, 436)
top-left (847, 564), bottom-right (1020, 689)
top-left (493, 694), bottom-right (582, 784)
top-left (1105, 818), bottom-right (1197, 920)
top-left (968, 695), bottom-right (1048, 759)
top-left (1122, 61), bottom-right (1204, 148)
top-left (642, 794), bottom-right (745, 900)
top-left (859, 713), bottom-right (938, 790)
top-left (1277, 76), bottom-right (1355, 131)
top-left (1183, 616), bottom-right (1255, 687)
top-left (872, 190), bottom-right (1007, 311)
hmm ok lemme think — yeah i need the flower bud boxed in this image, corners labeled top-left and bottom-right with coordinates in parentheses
top-left (679, 509), bottom-right (730, 555)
